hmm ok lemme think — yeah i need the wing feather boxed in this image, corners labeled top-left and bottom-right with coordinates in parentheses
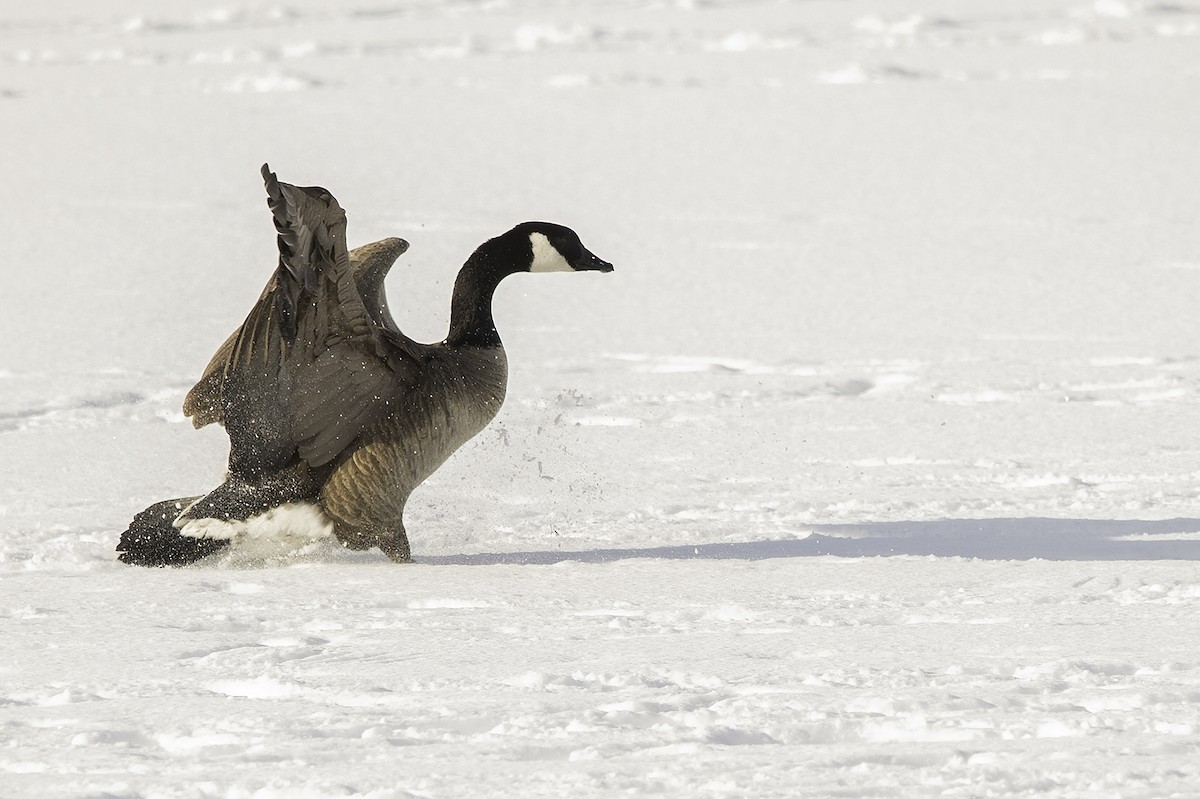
top-left (182, 164), bottom-right (424, 474)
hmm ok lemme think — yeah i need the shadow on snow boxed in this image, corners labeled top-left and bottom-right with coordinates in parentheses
top-left (421, 518), bottom-right (1200, 566)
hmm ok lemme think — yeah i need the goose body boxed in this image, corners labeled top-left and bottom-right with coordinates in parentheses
top-left (118, 164), bottom-right (612, 566)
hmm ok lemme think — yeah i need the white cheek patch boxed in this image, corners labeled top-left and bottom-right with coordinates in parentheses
top-left (528, 231), bottom-right (573, 273)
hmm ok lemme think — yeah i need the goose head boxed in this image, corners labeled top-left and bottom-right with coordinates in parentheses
top-left (522, 221), bottom-right (614, 275)
top-left (471, 222), bottom-right (614, 277)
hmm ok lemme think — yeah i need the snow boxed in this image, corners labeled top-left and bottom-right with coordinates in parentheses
top-left (3, 0), bottom-right (1200, 796)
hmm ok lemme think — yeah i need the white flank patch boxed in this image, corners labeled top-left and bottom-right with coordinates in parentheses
top-left (178, 501), bottom-right (335, 543)
top-left (528, 231), bottom-right (573, 273)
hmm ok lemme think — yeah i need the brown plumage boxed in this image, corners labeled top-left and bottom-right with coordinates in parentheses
top-left (118, 164), bottom-right (612, 566)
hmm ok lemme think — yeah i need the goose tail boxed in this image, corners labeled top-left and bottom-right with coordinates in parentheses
top-left (116, 496), bottom-right (230, 567)
top-left (118, 464), bottom-right (331, 566)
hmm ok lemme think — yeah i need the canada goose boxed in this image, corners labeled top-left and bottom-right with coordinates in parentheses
top-left (117, 164), bottom-right (612, 566)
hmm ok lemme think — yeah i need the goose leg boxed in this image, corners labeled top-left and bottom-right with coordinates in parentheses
top-left (377, 526), bottom-right (412, 563)
top-left (330, 520), bottom-right (412, 563)
top-left (321, 476), bottom-right (412, 562)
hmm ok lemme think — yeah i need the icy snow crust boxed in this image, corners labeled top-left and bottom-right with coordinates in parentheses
top-left (4, 0), bottom-right (1200, 796)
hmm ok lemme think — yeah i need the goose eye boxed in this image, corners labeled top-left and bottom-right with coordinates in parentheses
top-left (551, 234), bottom-right (581, 263)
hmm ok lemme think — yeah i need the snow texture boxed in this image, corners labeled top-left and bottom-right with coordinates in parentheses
top-left (3, 0), bottom-right (1200, 796)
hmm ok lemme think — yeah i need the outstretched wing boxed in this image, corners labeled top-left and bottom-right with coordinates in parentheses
top-left (349, 236), bottom-right (409, 333)
top-left (182, 164), bottom-right (422, 476)
top-left (183, 236), bottom-right (412, 429)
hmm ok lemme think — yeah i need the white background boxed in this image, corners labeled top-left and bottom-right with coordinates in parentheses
top-left (3, 1), bottom-right (1200, 796)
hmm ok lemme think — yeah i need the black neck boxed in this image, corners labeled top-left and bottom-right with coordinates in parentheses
top-left (446, 257), bottom-right (505, 348)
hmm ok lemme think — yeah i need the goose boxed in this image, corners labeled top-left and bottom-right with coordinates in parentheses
top-left (117, 164), bottom-right (612, 566)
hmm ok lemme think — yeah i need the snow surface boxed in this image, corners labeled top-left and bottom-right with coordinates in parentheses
top-left (4, 0), bottom-right (1200, 796)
